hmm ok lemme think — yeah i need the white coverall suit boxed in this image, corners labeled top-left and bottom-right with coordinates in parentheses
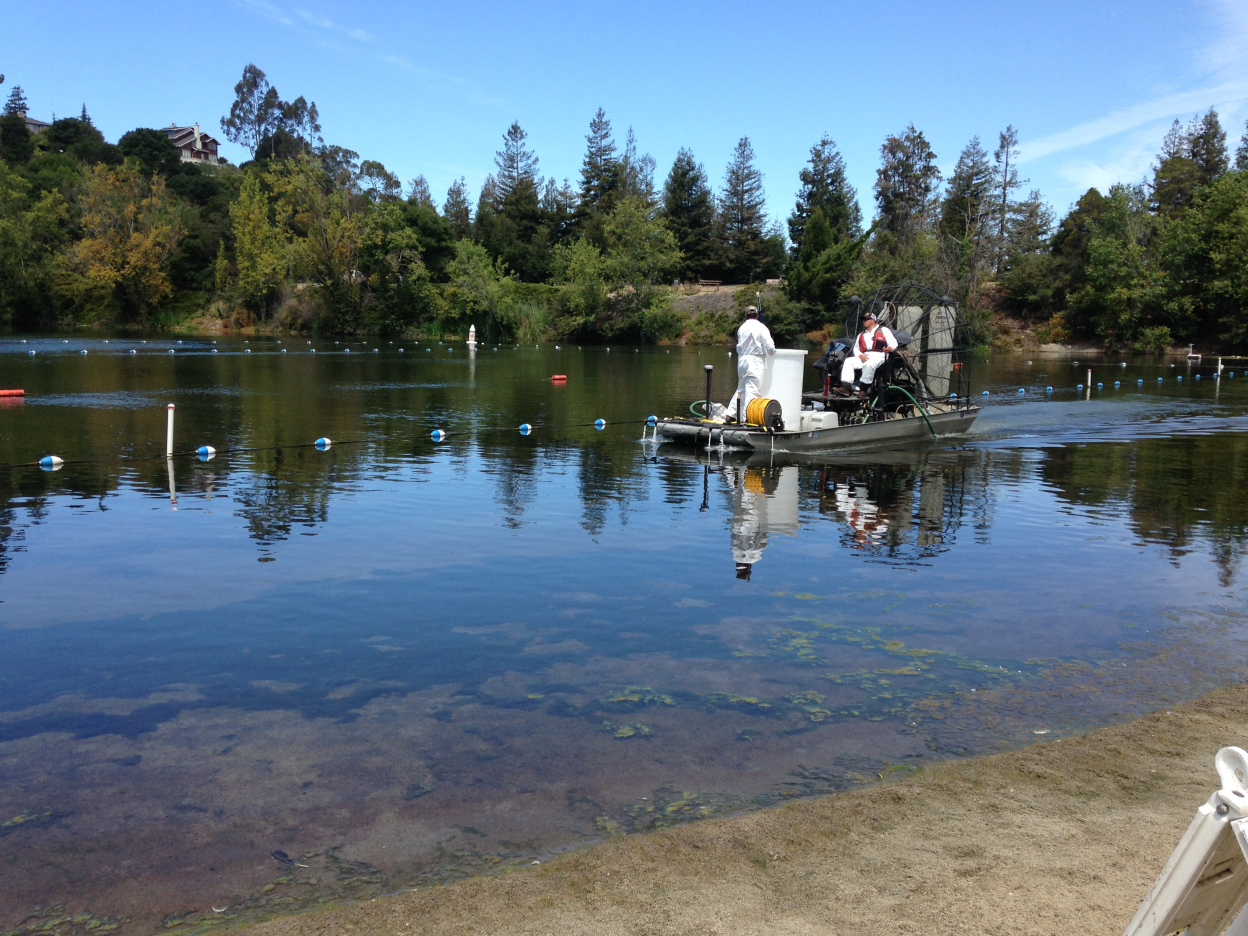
top-left (727, 318), bottom-right (776, 415)
top-left (841, 324), bottom-right (897, 388)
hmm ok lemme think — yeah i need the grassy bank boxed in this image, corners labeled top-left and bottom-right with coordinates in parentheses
top-left (234, 682), bottom-right (1248, 936)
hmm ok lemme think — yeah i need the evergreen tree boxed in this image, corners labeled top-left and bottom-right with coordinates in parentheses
top-left (1152, 110), bottom-right (1229, 216)
top-left (874, 124), bottom-right (940, 248)
top-left (0, 114), bottom-right (34, 164)
top-left (938, 135), bottom-right (995, 305)
top-left (719, 136), bottom-right (769, 282)
top-left (79, 104), bottom-right (92, 126)
top-left (619, 126), bottom-right (656, 204)
top-left (579, 108), bottom-right (619, 215)
top-left (443, 177), bottom-right (472, 238)
top-left (3, 85), bottom-right (28, 116)
top-left (788, 134), bottom-right (860, 255)
top-left (1187, 108), bottom-right (1228, 181)
top-left (406, 175), bottom-right (435, 209)
top-left (494, 121), bottom-right (539, 202)
top-left (661, 147), bottom-right (715, 280)
top-left (1236, 117), bottom-right (1248, 171)
top-left (993, 125), bottom-right (1024, 271)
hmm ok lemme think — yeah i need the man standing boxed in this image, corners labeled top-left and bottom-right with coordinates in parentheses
top-left (727, 305), bottom-right (775, 420)
top-left (837, 308), bottom-right (897, 397)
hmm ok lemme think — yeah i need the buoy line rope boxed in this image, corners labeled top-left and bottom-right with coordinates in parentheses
top-left (2, 417), bottom-right (661, 471)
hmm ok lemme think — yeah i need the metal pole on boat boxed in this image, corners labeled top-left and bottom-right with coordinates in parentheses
top-left (166, 403), bottom-right (175, 456)
top-left (704, 365), bottom-right (713, 418)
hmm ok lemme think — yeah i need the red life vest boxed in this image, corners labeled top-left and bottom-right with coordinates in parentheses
top-left (858, 327), bottom-right (891, 354)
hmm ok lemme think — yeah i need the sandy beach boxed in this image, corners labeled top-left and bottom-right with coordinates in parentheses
top-left (230, 681), bottom-right (1248, 936)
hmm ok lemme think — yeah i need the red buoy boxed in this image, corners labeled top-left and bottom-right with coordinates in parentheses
top-left (0, 389), bottom-right (24, 396)
top-left (551, 374), bottom-right (567, 382)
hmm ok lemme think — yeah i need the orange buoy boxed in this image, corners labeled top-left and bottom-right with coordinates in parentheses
top-left (0, 389), bottom-right (24, 396)
top-left (551, 374), bottom-right (567, 382)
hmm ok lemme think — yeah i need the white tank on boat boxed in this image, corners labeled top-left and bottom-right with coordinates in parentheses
top-left (758, 349), bottom-right (808, 430)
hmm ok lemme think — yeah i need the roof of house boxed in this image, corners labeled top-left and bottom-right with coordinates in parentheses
top-left (160, 124), bottom-right (219, 149)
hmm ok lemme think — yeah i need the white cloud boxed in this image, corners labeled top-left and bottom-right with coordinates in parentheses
top-left (1021, 0), bottom-right (1248, 167)
top-left (295, 9), bottom-right (372, 42)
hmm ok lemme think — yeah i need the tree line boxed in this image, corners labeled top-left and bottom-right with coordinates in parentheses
top-left (2, 65), bottom-right (1247, 349)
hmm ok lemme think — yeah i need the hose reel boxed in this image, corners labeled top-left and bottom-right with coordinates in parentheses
top-left (744, 398), bottom-right (784, 430)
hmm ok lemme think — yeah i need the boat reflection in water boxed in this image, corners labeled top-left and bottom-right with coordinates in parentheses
top-left (677, 446), bottom-right (979, 575)
top-left (728, 466), bottom-right (800, 579)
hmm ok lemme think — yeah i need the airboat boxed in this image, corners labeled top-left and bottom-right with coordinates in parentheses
top-left (652, 284), bottom-right (981, 454)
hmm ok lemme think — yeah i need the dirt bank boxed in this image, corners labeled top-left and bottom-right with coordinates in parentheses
top-left (239, 682), bottom-right (1248, 935)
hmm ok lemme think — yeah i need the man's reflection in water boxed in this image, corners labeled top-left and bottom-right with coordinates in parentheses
top-left (831, 477), bottom-right (888, 550)
top-left (729, 467), bottom-right (800, 580)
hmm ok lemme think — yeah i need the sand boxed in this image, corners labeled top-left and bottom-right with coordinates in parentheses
top-left (229, 681), bottom-right (1248, 936)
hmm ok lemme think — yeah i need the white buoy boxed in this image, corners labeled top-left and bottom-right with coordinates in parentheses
top-left (39, 455), bottom-right (63, 470)
top-left (80, 349), bottom-right (87, 355)
top-left (29, 350), bottom-right (35, 356)
top-left (166, 404), bottom-right (175, 456)
top-left (129, 349), bottom-right (135, 354)
top-left (245, 348), bottom-right (251, 354)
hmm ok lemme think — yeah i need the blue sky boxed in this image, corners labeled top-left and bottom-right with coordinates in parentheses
top-left (6, 0), bottom-right (1248, 231)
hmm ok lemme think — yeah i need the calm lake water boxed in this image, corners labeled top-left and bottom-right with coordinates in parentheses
top-left (2, 336), bottom-right (1247, 934)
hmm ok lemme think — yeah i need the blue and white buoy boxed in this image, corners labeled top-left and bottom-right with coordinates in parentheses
top-left (982, 390), bottom-right (989, 396)
top-left (315, 437), bottom-right (332, 450)
top-left (1096, 382), bottom-right (1102, 388)
top-left (39, 455), bottom-right (63, 470)
top-left (1077, 384), bottom-right (1083, 390)
top-left (1046, 386), bottom-right (1053, 392)
top-left (1017, 388), bottom-right (1025, 394)
top-left (594, 418), bottom-right (606, 430)
top-left (519, 423), bottom-right (532, 435)
top-left (196, 446), bottom-right (216, 460)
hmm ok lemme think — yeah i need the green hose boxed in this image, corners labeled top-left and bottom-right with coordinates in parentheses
top-left (690, 399), bottom-right (707, 416)
top-left (883, 386), bottom-right (937, 437)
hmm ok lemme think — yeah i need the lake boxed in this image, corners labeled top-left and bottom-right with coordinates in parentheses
top-left (1, 336), bottom-right (1246, 935)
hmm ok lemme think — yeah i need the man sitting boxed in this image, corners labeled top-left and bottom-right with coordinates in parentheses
top-left (836, 309), bottom-right (897, 397)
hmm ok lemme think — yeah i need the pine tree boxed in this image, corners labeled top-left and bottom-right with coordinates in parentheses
top-left (874, 123), bottom-right (940, 247)
top-left (79, 104), bottom-right (92, 126)
top-left (579, 108), bottom-right (619, 214)
top-left (494, 122), bottom-right (539, 202)
top-left (407, 175), bottom-right (435, 209)
top-left (1186, 108), bottom-right (1228, 182)
top-left (619, 126), bottom-right (656, 204)
top-left (1152, 110), bottom-right (1229, 216)
top-left (661, 148), bottom-right (714, 280)
top-left (443, 177), bottom-right (472, 239)
top-left (993, 125), bottom-right (1025, 272)
top-left (3, 85), bottom-right (28, 117)
top-left (939, 136), bottom-right (996, 304)
top-left (1237, 118), bottom-right (1248, 171)
top-left (788, 135), bottom-right (860, 255)
top-left (719, 137), bottom-right (769, 283)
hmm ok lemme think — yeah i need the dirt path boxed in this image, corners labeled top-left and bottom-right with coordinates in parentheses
top-left (241, 683), bottom-right (1248, 935)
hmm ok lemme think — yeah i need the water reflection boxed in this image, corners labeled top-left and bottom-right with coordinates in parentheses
top-left (2, 343), bottom-right (1248, 933)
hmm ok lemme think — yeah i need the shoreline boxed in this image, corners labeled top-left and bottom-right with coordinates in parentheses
top-left (235, 681), bottom-right (1248, 935)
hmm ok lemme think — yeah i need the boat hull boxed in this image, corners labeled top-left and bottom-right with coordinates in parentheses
top-left (653, 405), bottom-right (980, 454)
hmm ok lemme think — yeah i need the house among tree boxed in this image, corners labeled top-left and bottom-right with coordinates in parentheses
top-left (160, 123), bottom-right (220, 164)
top-left (23, 116), bottom-right (50, 134)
